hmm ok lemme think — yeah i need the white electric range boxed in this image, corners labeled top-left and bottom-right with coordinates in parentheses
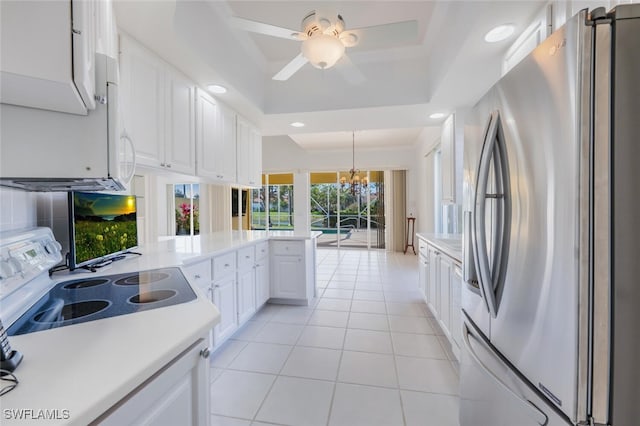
top-left (0, 227), bottom-right (196, 369)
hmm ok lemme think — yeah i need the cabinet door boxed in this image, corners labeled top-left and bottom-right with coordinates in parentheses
top-left (237, 267), bottom-right (256, 325)
top-left (441, 114), bottom-right (455, 203)
top-left (450, 263), bottom-right (463, 360)
top-left (219, 103), bottom-right (237, 181)
top-left (418, 254), bottom-right (429, 302)
top-left (255, 261), bottom-right (269, 307)
top-left (99, 338), bottom-right (210, 426)
top-left (119, 35), bottom-right (164, 169)
top-left (249, 126), bottom-right (262, 187)
top-left (428, 248), bottom-right (439, 315)
top-left (195, 89), bottom-right (221, 180)
top-left (271, 255), bottom-right (305, 299)
top-left (439, 256), bottom-right (452, 338)
top-left (236, 116), bottom-right (251, 185)
top-left (212, 276), bottom-right (237, 346)
top-left (165, 68), bottom-right (195, 174)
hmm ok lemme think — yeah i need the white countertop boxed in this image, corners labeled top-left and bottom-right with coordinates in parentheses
top-left (416, 233), bottom-right (463, 263)
top-left (2, 230), bottom-right (319, 425)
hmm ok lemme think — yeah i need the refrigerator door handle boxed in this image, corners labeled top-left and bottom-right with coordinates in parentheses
top-left (462, 321), bottom-right (548, 426)
top-left (473, 112), bottom-right (497, 315)
top-left (473, 110), bottom-right (511, 318)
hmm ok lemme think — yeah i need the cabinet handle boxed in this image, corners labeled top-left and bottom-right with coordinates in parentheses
top-left (194, 274), bottom-right (201, 279)
top-left (160, 162), bottom-right (166, 167)
top-left (214, 284), bottom-right (220, 289)
top-left (200, 348), bottom-right (211, 359)
top-left (166, 163), bottom-right (172, 168)
top-left (224, 263), bottom-right (230, 267)
top-left (245, 255), bottom-right (250, 259)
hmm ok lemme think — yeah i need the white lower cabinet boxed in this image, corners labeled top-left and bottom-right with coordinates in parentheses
top-left (212, 275), bottom-right (237, 346)
top-left (255, 262), bottom-right (269, 307)
top-left (418, 237), bottom-right (462, 361)
top-left (269, 240), bottom-right (315, 305)
top-left (427, 246), bottom-right (440, 315)
top-left (237, 267), bottom-right (256, 325)
top-left (98, 338), bottom-right (210, 426)
top-left (439, 255), bottom-right (453, 340)
top-left (271, 254), bottom-right (305, 299)
top-left (450, 264), bottom-right (463, 359)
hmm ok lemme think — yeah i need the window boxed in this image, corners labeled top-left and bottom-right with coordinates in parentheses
top-left (174, 184), bottom-right (199, 236)
top-left (250, 173), bottom-right (294, 230)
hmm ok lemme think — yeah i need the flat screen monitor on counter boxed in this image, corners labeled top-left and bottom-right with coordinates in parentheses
top-left (67, 191), bottom-right (138, 270)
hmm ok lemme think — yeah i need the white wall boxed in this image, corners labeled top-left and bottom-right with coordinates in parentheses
top-left (0, 187), bottom-right (38, 232)
top-left (406, 127), bottom-right (443, 234)
top-left (262, 135), bottom-right (416, 173)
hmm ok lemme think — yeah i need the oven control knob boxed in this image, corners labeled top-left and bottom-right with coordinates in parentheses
top-left (7, 258), bottom-right (22, 274)
top-left (45, 240), bottom-right (62, 255)
top-left (0, 261), bottom-right (13, 279)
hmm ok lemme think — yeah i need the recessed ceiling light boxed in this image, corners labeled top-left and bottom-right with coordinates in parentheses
top-left (290, 122), bottom-right (305, 128)
top-left (429, 113), bottom-right (446, 119)
top-left (484, 24), bottom-right (515, 43)
top-left (207, 84), bottom-right (227, 94)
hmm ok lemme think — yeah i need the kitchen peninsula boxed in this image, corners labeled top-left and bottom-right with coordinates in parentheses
top-left (1, 230), bottom-right (320, 426)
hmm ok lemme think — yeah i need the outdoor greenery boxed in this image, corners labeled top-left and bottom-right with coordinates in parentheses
top-left (75, 219), bottom-right (137, 264)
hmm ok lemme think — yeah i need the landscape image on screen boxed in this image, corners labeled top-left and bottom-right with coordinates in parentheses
top-left (73, 192), bottom-right (138, 265)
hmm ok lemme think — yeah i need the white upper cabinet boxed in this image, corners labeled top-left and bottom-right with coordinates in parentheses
top-left (196, 89), bottom-right (237, 182)
top-left (0, 0), bottom-right (101, 114)
top-left (249, 124), bottom-right (263, 187)
top-left (236, 115), bottom-right (262, 187)
top-left (165, 68), bottom-right (196, 175)
top-left (441, 114), bottom-right (456, 204)
top-left (119, 34), bottom-right (195, 175)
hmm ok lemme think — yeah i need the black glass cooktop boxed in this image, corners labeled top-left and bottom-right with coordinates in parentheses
top-left (8, 267), bottom-right (196, 336)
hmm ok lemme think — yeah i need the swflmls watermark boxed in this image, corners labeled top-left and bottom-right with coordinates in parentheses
top-left (3, 408), bottom-right (70, 421)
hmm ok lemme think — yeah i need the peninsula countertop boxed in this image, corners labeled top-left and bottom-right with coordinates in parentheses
top-left (2, 230), bottom-right (320, 425)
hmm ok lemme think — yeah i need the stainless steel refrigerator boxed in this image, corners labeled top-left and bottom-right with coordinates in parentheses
top-left (460, 5), bottom-right (639, 426)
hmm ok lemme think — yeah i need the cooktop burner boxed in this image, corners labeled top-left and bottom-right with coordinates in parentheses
top-left (114, 271), bottom-right (170, 286)
top-left (8, 267), bottom-right (196, 336)
top-left (33, 300), bottom-right (111, 323)
top-left (63, 278), bottom-right (110, 290)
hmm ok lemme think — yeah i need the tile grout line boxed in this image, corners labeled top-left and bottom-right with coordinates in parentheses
top-left (384, 281), bottom-right (409, 426)
top-left (324, 258), bottom-right (355, 426)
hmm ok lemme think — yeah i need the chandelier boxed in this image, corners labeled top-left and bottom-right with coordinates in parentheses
top-left (340, 131), bottom-right (368, 194)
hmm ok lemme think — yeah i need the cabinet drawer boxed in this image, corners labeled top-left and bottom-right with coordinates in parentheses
top-left (255, 241), bottom-right (268, 260)
top-left (213, 252), bottom-right (236, 279)
top-left (418, 239), bottom-right (429, 254)
top-left (237, 246), bottom-right (255, 270)
top-left (182, 260), bottom-right (211, 291)
top-left (271, 240), bottom-right (304, 256)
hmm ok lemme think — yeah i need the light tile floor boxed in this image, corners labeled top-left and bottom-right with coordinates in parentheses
top-left (209, 249), bottom-right (460, 426)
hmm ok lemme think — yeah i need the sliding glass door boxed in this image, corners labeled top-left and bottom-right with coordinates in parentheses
top-left (310, 171), bottom-right (385, 249)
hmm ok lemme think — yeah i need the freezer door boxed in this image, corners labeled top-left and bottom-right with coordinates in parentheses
top-left (460, 314), bottom-right (571, 426)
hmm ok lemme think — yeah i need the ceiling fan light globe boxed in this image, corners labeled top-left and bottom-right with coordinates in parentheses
top-left (301, 34), bottom-right (345, 69)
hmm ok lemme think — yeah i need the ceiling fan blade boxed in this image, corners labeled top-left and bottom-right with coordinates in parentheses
top-left (273, 53), bottom-right (309, 81)
top-left (346, 20), bottom-right (418, 50)
top-left (335, 54), bottom-right (365, 85)
top-left (231, 16), bottom-right (304, 41)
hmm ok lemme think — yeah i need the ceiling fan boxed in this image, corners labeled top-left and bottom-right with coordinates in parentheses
top-left (231, 9), bottom-right (418, 81)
